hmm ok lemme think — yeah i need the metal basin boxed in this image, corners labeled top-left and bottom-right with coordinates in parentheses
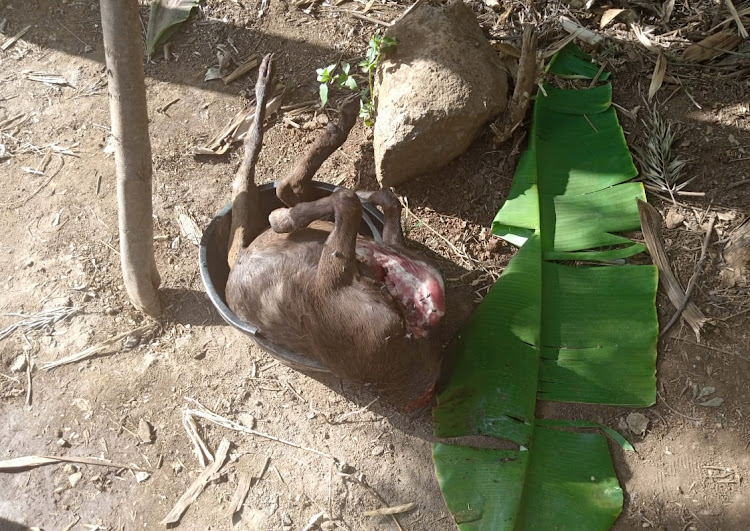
top-left (199, 181), bottom-right (385, 373)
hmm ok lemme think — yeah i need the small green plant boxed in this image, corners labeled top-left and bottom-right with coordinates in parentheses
top-left (316, 62), bottom-right (358, 108)
top-left (358, 33), bottom-right (397, 124)
top-left (316, 33), bottom-right (397, 126)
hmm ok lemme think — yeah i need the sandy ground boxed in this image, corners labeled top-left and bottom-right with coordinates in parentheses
top-left (1, 1), bottom-right (749, 530)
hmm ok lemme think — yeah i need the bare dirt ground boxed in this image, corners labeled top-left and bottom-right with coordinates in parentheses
top-left (0, 0), bottom-right (749, 530)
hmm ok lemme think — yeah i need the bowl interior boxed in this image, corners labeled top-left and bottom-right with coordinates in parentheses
top-left (199, 182), bottom-right (385, 372)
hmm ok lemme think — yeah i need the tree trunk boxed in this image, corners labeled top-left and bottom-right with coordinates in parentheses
top-left (100, 0), bottom-right (161, 316)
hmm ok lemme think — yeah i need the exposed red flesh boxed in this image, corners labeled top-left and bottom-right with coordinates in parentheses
top-left (355, 239), bottom-right (445, 338)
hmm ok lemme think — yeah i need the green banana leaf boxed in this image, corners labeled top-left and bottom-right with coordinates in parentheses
top-left (145, 0), bottom-right (201, 58)
top-left (432, 44), bottom-right (658, 530)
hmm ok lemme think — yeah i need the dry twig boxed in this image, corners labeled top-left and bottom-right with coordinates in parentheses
top-left (161, 438), bottom-right (231, 525)
top-left (185, 398), bottom-right (336, 460)
top-left (660, 214), bottom-right (716, 337)
top-left (42, 323), bottom-right (156, 370)
top-left (0, 454), bottom-right (146, 472)
top-left (363, 502), bottom-right (416, 516)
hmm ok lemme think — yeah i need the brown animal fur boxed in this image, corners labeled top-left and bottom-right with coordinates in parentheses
top-left (225, 55), bottom-right (446, 409)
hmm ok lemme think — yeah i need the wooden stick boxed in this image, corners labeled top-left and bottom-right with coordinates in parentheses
top-left (161, 438), bottom-right (231, 525)
top-left (224, 471), bottom-right (252, 518)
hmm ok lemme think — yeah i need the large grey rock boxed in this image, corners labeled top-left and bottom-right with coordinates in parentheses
top-left (374, 0), bottom-right (508, 187)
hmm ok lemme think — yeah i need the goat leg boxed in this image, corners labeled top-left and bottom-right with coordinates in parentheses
top-left (269, 189), bottom-right (362, 290)
top-left (228, 53), bottom-right (276, 266)
top-left (276, 95), bottom-right (360, 207)
top-left (356, 190), bottom-right (405, 246)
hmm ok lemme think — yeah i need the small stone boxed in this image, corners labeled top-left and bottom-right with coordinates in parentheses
top-left (10, 354), bottom-right (27, 373)
top-left (143, 353), bottom-right (158, 368)
top-left (57, 438), bottom-right (70, 448)
top-left (124, 334), bottom-right (141, 349)
top-left (371, 445), bottom-right (385, 456)
top-left (104, 306), bottom-right (118, 316)
top-left (68, 471), bottom-right (82, 487)
top-left (697, 397), bottom-right (724, 407)
top-left (487, 238), bottom-right (503, 254)
top-left (665, 208), bottom-right (685, 229)
top-left (321, 521), bottom-right (336, 531)
top-left (137, 418), bottom-right (154, 444)
top-left (281, 513), bottom-right (292, 526)
top-left (135, 471), bottom-right (151, 483)
top-left (63, 464), bottom-right (77, 474)
top-left (304, 512), bottom-right (325, 528)
top-left (238, 413), bottom-right (256, 429)
top-left (626, 412), bottom-right (649, 436)
top-left (193, 350), bottom-right (206, 360)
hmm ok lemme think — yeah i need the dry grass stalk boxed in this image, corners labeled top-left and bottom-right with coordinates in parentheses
top-left (25, 351), bottom-right (32, 407)
top-left (42, 323), bottom-right (156, 370)
top-left (725, 0), bottom-right (749, 38)
top-left (0, 454), bottom-right (145, 472)
top-left (182, 412), bottom-right (213, 467)
top-left (1, 306), bottom-right (80, 341)
top-left (184, 397), bottom-right (336, 460)
top-left (222, 55), bottom-right (260, 85)
top-left (560, 15), bottom-right (603, 45)
top-left (1, 24), bottom-right (31, 51)
top-left (3, 156), bottom-right (65, 210)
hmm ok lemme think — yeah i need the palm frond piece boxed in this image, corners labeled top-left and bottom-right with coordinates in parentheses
top-left (632, 106), bottom-right (694, 203)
